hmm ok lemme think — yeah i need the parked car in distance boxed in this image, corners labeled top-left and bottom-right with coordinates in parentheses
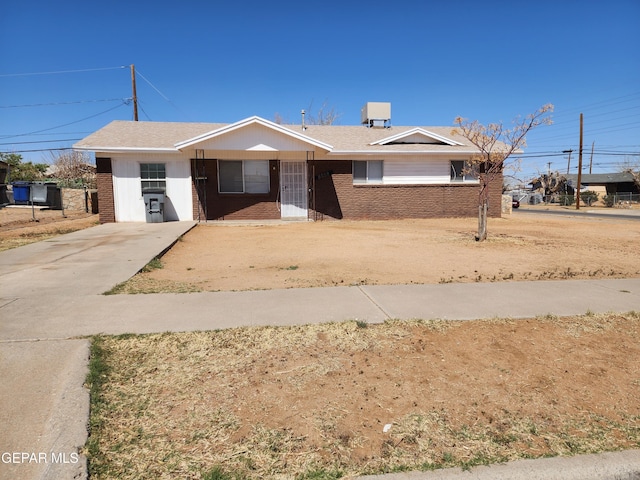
top-left (512, 198), bottom-right (520, 209)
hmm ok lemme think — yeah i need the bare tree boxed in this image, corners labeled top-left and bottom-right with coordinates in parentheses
top-left (452, 104), bottom-right (553, 241)
top-left (628, 170), bottom-right (640, 189)
top-left (618, 155), bottom-right (640, 189)
top-left (305, 100), bottom-right (341, 126)
top-left (273, 112), bottom-right (288, 125)
top-left (47, 150), bottom-right (96, 188)
top-left (530, 171), bottom-right (567, 203)
top-left (274, 100), bottom-right (341, 126)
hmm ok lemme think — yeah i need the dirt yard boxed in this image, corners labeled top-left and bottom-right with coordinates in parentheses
top-left (0, 206), bottom-right (98, 251)
top-left (116, 210), bottom-right (640, 293)
top-left (89, 314), bottom-right (640, 479)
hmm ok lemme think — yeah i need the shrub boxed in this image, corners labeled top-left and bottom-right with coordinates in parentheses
top-left (580, 191), bottom-right (599, 206)
top-left (558, 194), bottom-right (575, 206)
top-left (603, 195), bottom-right (616, 207)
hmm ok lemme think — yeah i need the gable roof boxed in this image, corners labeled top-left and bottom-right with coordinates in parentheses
top-left (74, 117), bottom-right (482, 155)
top-left (369, 128), bottom-right (464, 146)
top-left (175, 116), bottom-right (333, 151)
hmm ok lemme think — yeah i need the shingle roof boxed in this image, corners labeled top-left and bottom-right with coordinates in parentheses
top-left (74, 121), bottom-right (227, 151)
top-left (73, 118), bottom-right (480, 154)
top-left (566, 173), bottom-right (636, 184)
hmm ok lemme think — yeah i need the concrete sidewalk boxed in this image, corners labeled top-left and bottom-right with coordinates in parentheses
top-left (1, 221), bottom-right (639, 479)
top-left (2, 278), bottom-right (640, 342)
top-left (357, 449), bottom-right (640, 480)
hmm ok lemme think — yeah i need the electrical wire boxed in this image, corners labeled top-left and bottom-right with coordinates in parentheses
top-left (135, 70), bottom-right (172, 103)
top-left (0, 102), bottom-right (128, 139)
top-left (0, 138), bottom-right (81, 146)
top-left (0, 98), bottom-right (130, 109)
top-left (3, 147), bottom-right (75, 153)
top-left (0, 66), bottom-right (128, 78)
top-left (136, 69), bottom-right (189, 118)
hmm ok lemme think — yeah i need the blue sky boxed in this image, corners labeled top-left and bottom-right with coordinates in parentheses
top-left (1, 0), bottom-right (639, 183)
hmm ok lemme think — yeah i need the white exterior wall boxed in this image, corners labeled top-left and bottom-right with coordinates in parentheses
top-left (111, 153), bottom-right (192, 222)
top-left (382, 157), bottom-right (450, 184)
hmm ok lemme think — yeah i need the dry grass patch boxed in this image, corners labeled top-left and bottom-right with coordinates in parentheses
top-left (85, 313), bottom-right (640, 479)
top-left (107, 216), bottom-right (640, 294)
top-left (0, 212), bottom-right (98, 251)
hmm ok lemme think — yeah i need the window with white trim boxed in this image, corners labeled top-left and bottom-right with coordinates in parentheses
top-left (450, 160), bottom-right (477, 182)
top-left (218, 160), bottom-right (270, 193)
top-left (140, 163), bottom-right (166, 191)
top-left (353, 160), bottom-right (383, 184)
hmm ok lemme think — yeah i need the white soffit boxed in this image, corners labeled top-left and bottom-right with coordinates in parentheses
top-left (174, 116), bottom-right (333, 151)
top-left (371, 128), bottom-right (463, 146)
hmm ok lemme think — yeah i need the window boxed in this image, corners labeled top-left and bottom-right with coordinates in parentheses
top-left (353, 160), bottom-right (383, 184)
top-left (450, 160), bottom-right (477, 182)
top-left (141, 163), bottom-right (166, 191)
top-left (218, 160), bottom-right (269, 193)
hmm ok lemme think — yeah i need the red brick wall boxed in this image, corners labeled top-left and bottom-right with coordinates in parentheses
top-left (188, 159), bottom-right (501, 222)
top-left (309, 160), bottom-right (501, 220)
top-left (95, 158), bottom-right (115, 223)
top-left (192, 159), bottom-right (281, 220)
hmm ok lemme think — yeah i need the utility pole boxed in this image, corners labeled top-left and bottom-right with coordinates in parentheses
top-left (589, 141), bottom-right (595, 174)
top-left (576, 113), bottom-right (584, 210)
top-left (130, 64), bottom-right (138, 121)
top-left (563, 149), bottom-right (573, 174)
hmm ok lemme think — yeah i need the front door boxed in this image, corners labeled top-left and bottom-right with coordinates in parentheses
top-left (280, 161), bottom-right (307, 219)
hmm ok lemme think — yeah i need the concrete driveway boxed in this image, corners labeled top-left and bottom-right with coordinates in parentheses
top-left (0, 221), bottom-right (196, 480)
top-left (1, 220), bottom-right (639, 480)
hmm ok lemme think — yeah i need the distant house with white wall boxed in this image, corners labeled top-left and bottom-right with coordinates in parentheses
top-left (74, 103), bottom-right (502, 223)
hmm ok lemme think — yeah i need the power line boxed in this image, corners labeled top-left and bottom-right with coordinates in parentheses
top-left (0, 138), bottom-right (81, 146)
top-left (135, 68), bottom-right (189, 119)
top-left (0, 102), bottom-right (128, 139)
top-left (0, 98), bottom-right (130, 109)
top-left (550, 91), bottom-right (640, 119)
top-left (13, 131), bottom-right (93, 137)
top-left (136, 70), bottom-right (172, 104)
top-left (0, 66), bottom-right (128, 78)
top-left (1, 147), bottom-right (75, 153)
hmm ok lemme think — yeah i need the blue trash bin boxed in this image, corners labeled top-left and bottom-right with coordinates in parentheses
top-left (12, 182), bottom-right (31, 204)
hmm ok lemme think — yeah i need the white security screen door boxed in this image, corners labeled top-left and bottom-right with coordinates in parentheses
top-left (280, 161), bottom-right (307, 219)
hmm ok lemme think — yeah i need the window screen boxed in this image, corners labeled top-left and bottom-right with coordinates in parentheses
top-left (244, 161), bottom-right (270, 193)
top-left (450, 160), bottom-right (464, 181)
top-left (218, 160), bottom-right (269, 193)
top-left (353, 161), bottom-right (367, 183)
top-left (368, 160), bottom-right (383, 182)
top-left (353, 160), bottom-right (383, 183)
top-left (140, 163), bottom-right (166, 191)
top-left (218, 161), bottom-right (244, 193)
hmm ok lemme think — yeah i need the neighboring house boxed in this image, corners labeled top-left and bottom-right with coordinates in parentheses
top-left (0, 160), bottom-right (8, 205)
top-left (565, 172), bottom-right (639, 197)
top-left (73, 104), bottom-right (502, 223)
top-left (0, 159), bottom-right (8, 184)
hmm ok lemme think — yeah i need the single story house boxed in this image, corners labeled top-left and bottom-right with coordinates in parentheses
top-left (565, 172), bottom-right (639, 197)
top-left (74, 103), bottom-right (502, 223)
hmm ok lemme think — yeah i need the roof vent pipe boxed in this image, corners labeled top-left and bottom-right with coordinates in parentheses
top-left (301, 109), bottom-right (306, 130)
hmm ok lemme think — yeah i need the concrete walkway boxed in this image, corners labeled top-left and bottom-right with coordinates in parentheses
top-left (1, 221), bottom-right (639, 479)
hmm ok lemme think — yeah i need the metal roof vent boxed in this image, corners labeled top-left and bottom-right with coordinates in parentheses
top-left (361, 102), bottom-right (391, 128)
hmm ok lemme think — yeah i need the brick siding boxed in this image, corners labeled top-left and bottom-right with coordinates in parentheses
top-left (308, 161), bottom-right (501, 220)
top-left (191, 159), bottom-right (281, 220)
top-left (95, 158), bottom-right (115, 223)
